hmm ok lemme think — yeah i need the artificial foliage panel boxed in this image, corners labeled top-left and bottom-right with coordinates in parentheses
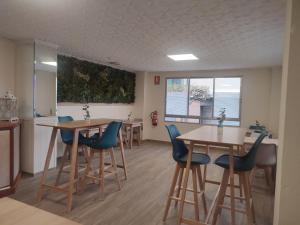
top-left (57, 55), bottom-right (135, 103)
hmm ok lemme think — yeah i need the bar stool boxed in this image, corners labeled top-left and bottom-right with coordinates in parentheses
top-left (249, 143), bottom-right (277, 193)
top-left (55, 116), bottom-right (92, 186)
top-left (81, 121), bottom-right (123, 196)
top-left (212, 132), bottom-right (267, 225)
top-left (163, 125), bottom-right (211, 222)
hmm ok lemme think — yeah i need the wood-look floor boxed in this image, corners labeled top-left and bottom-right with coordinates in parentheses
top-left (11, 141), bottom-right (274, 225)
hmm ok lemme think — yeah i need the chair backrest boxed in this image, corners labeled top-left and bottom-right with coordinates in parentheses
top-left (165, 125), bottom-right (188, 162)
top-left (99, 121), bottom-right (123, 149)
top-left (242, 132), bottom-right (268, 170)
top-left (58, 116), bottom-right (74, 144)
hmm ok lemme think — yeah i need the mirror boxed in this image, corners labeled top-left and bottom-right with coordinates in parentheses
top-left (33, 41), bottom-right (57, 117)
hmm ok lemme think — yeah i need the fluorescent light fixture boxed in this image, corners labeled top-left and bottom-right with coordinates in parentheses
top-left (167, 54), bottom-right (198, 61)
top-left (41, 61), bottom-right (57, 67)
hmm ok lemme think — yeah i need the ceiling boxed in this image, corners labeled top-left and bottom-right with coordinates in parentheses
top-left (0, 0), bottom-right (286, 72)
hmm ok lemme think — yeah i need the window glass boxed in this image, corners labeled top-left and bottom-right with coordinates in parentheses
top-left (165, 77), bottom-right (242, 126)
top-left (166, 79), bottom-right (188, 116)
top-left (189, 78), bottom-right (214, 117)
top-left (213, 78), bottom-right (241, 119)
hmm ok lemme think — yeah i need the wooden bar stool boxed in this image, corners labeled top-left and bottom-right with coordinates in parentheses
top-left (164, 125), bottom-right (210, 223)
top-left (56, 116), bottom-right (92, 186)
top-left (211, 132), bottom-right (267, 225)
top-left (81, 121), bottom-right (123, 196)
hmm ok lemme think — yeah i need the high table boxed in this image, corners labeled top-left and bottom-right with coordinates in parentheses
top-left (123, 121), bottom-right (143, 149)
top-left (0, 197), bottom-right (81, 225)
top-left (36, 118), bottom-right (127, 212)
top-left (177, 126), bottom-right (246, 225)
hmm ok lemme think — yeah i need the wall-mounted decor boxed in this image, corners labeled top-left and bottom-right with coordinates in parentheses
top-left (57, 55), bottom-right (135, 103)
top-left (154, 75), bottom-right (160, 85)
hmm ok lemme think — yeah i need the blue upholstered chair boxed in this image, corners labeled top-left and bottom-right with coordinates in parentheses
top-left (81, 121), bottom-right (123, 195)
top-left (163, 125), bottom-right (211, 222)
top-left (211, 132), bottom-right (267, 225)
top-left (55, 116), bottom-right (90, 185)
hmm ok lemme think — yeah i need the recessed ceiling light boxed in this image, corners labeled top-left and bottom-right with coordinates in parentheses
top-left (167, 54), bottom-right (199, 61)
top-left (41, 61), bottom-right (57, 67)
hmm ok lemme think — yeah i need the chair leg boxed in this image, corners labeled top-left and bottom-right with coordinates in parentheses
top-left (109, 148), bottom-right (121, 190)
top-left (163, 164), bottom-right (180, 222)
top-left (238, 173), bottom-right (243, 202)
top-left (99, 150), bottom-right (105, 196)
top-left (81, 149), bottom-right (93, 191)
top-left (246, 171), bottom-right (256, 223)
top-left (192, 166), bottom-right (200, 221)
top-left (196, 166), bottom-right (208, 215)
top-left (55, 145), bottom-right (70, 186)
top-left (241, 172), bottom-right (254, 225)
top-left (212, 169), bottom-right (229, 225)
top-left (174, 167), bottom-right (184, 207)
top-left (249, 167), bottom-right (256, 185)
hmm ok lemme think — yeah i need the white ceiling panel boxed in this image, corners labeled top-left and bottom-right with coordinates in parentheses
top-left (0, 0), bottom-right (286, 71)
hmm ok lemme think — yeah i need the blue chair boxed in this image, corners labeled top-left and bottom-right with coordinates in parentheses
top-left (211, 132), bottom-right (267, 225)
top-left (82, 121), bottom-right (123, 196)
top-left (56, 116), bottom-right (91, 185)
top-left (163, 125), bottom-right (211, 222)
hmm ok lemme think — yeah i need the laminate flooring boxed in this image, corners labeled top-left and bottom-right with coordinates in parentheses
top-left (11, 141), bottom-right (274, 225)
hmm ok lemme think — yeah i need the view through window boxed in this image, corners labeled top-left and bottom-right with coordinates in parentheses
top-left (165, 77), bottom-right (241, 126)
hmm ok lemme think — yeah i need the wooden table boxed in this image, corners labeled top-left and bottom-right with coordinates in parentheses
top-left (177, 126), bottom-right (246, 225)
top-left (36, 118), bottom-right (127, 212)
top-left (123, 121), bottom-right (143, 149)
top-left (0, 197), bottom-right (81, 225)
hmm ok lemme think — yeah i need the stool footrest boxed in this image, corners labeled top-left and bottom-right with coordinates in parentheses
top-left (181, 217), bottom-right (207, 225)
top-left (218, 204), bottom-right (246, 214)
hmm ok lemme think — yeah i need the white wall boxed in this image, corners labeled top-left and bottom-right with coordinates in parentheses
top-left (141, 68), bottom-right (282, 141)
top-left (57, 103), bottom-right (135, 120)
top-left (269, 67), bottom-right (282, 137)
top-left (0, 37), bottom-right (15, 96)
top-left (15, 43), bottom-right (34, 118)
top-left (274, 0), bottom-right (300, 224)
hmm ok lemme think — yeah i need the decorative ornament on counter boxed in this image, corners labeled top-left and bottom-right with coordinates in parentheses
top-left (217, 108), bottom-right (226, 135)
top-left (0, 91), bottom-right (18, 122)
top-left (127, 112), bottom-right (133, 121)
top-left (82, 104), bottom-right (91, 120)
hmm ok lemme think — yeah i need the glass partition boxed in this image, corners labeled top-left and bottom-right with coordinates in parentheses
top-left (33, 41), bottom-right (57, 117)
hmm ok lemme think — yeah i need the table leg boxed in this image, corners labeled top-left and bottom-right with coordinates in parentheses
top-left (37, 127), bottom-right (58, 201)
top-left (229, 146), bottom-right (236, 225)
top-left (119, 129), bottom-right (128, 180)
top-left (130, 125), bottom-right (133, 149)
top-left (67, 129), bottom-right (79, 212)
top-left (177, 142), bottom-right (193, 225)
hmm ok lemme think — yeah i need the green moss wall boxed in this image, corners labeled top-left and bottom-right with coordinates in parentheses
top-left (57, 55), bottom-right (135, 103)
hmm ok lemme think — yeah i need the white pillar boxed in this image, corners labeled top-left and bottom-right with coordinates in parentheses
top-left (274, 0), bottom-right (300, 224)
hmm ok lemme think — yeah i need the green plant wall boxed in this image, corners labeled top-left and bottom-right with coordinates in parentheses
top-left (57, 55), bottom-right (135, 103)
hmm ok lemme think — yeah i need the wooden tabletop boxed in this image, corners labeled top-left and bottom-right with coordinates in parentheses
top-left (177, 125), bottom-right (247, 147)
top-left (0, 121), bottom-right (21, 130)
top-left (36, 118), bottom-right (116, 130)
top-left (0, 197), bottom-right (81, 225)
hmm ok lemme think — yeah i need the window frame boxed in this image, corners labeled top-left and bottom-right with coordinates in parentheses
top-left (164, 76), bottom-right (242, 126)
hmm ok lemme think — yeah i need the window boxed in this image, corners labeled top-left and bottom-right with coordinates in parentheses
top-left (165, 77), bottom-right (241, 126)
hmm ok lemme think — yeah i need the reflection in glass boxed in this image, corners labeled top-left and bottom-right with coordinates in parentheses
top-left (166, 79), bottom-right (188, 116)
top-left (189, 78), bottom-right (213, 118)
top-left (213, 78), bottom-right (241, 119)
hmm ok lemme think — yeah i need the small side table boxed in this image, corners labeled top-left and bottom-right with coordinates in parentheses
top-left (0, 121), bottom-right (21, 197)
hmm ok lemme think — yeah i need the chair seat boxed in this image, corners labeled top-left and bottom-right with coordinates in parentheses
top-left (64, 133), bottom-right (92, 146)
top-left (215, 154), bottom-right (251, 172)
top-left (178, 152), bottom-right (210, 165)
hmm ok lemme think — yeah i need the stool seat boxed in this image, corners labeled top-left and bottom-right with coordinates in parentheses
top-left (179, 152), bottom-right (210, 165)
top-left (215, 154), bottom-right (251, 172)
